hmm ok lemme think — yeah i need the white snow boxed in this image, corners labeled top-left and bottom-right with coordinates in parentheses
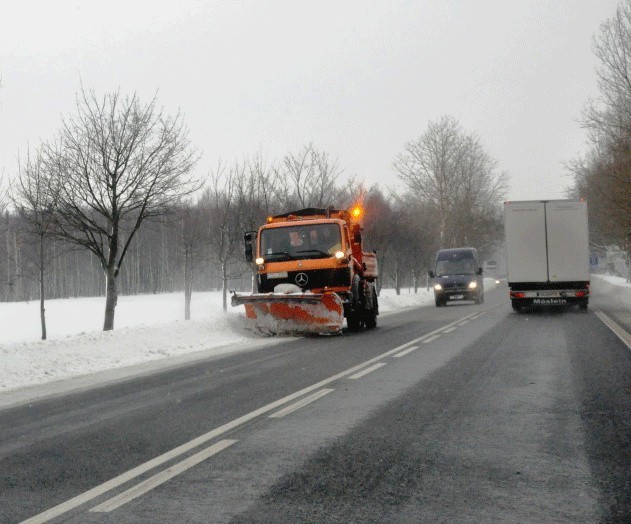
top-left (8, 275), bottom-right (629, 408)
top-left (3, 282), bottom-right (479, 400)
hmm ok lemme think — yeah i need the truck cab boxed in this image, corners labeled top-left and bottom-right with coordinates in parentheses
top-left (429, 247), bottom-right (484, 307)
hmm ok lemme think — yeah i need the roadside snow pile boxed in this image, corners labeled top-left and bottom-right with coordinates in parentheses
top-left (591, 274), bottom-right (631, 299)
top-left (0, 281), bottom-right (499, 395)
top-left (377, 287), bottom-right (434, 311)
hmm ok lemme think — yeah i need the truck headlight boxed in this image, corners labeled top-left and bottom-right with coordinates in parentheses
top-left (255, 257), bottom-right (265, 265)
top-left (334, 250), bottom-right (345, 259)
top-left (434, 283), bottom-right (443, 291)
top-left (468, 281), bottom-right (478, 289)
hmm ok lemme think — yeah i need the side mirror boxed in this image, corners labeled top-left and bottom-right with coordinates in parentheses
top-left (428, 270), bottom-right (435, 278)
top-left (244, 231), bottom-right (256, 263)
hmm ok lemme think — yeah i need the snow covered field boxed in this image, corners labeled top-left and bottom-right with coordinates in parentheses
top-left (6, 275), bottom-right (628, 400)
top-left (0, 285), bottom-right (447, 396)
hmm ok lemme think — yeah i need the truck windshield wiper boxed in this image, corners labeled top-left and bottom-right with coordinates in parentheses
top-left (267, 251), bottom-right (295, 260)
top-left (294, 249), bottom-right (331, 258)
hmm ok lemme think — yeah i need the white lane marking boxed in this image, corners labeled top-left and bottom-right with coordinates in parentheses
top-left (393, 345), bottom-right (420, 358)
top-left (348, 362), bottom-right (387, 380)
top-left (22, 310), bottom-right (483, 523)
top-left (91, 440), bottom-right (237, 513)
top-left (269, 389), bottom-right (335, 418)
top-left (457, 320), bottom-right (470, 326)
top-left (422, 334), bottom-right (442, 344)
top-left (441, 326), bottom-right (457, 334)
top-left (595, 311), bottom-right (631, 351)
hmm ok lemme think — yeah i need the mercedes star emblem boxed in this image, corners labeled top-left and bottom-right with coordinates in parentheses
top-left (295, 273), bottom-right (308, 286)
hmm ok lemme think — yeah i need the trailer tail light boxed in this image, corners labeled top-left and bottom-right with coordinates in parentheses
top-left (510, 291), bottom-right (525, 298)
top-left (575, 290), bottom-right (587, 297)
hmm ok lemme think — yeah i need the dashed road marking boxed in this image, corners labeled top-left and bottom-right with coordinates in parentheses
top-left (91, 439), bottom-right (237, 513)
top-left (422, 334), bottom-right (442, 344)
top-left (21, 308), bottom-right (488, 523)
top-left (393, 345), bottom-right (420, 358)
top-left (348, 362), bottom-right (387, 379)
top-left (269, 389), bottom-right (335, 418)
top-left (441, 326), bottom-right (457, 334)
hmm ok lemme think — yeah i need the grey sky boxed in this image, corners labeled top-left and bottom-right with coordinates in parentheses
top-left (0, 0), bottom-right (620, 201)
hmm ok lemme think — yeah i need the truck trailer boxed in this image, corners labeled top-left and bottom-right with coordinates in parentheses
top-left (504, 199), bottom-right (590, 311)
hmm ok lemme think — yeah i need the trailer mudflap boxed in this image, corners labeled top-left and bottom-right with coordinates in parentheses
top-left (231, 292), bottom-right (344, 335)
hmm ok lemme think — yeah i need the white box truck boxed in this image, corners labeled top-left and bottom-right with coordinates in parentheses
top-left (504, 199), bottom-right (590, 311)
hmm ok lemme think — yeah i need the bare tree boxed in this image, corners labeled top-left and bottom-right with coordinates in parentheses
top-left (10, 146), bottom-right (61, 339)
top-left (394, 116), bottom-right (506, 250)
top-left (573, 0), bottom-right (631, 272)
top-left (449, 134), bottom-right (508, 248)
top-left (584, 0), bottom-right (631, 143)
top-left (0, 171), bottom-right (9, 301)
top-left (241, 152), bottom-right (277, 228)
top-left (394, 116), bottom-right (464, 247)
top-left (174, 204), bottom-right (206, 320)
top-left (201, 162), bottom-right (247, 311)
top-left (273, 143), bottom-right (342, 209)
top-left (48, 88), bottom-right (200, 330)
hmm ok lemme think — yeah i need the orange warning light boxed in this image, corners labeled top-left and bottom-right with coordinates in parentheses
top-left (351, 205), bottom-right (363, 219)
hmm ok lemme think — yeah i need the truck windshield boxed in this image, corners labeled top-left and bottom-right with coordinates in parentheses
top-left (436, 253), bottom-right (475, 276)
top-left (260, 223), bottom-right (342, 261)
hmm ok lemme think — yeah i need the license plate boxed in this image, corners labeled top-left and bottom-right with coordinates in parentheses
top-left (449, 294), bottom-right (464, 300)
top-left (267, 272), bottom-right (288, 279)
top-left (537, 291), bottom-right (559, 297)
top-left (533, 298), bottom-right (567, 305)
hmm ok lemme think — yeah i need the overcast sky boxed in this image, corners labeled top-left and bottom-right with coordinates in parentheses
top-left (0, 0), bottom-right (621, 201)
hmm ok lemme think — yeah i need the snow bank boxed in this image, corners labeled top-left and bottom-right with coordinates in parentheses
top-left (0, 281), bottom-right (499, 396)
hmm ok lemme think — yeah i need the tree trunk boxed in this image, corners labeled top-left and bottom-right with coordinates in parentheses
top-left (395, 259), bottom-right (401, 295)
top-left (39, 235), bottom-right (47, 340)
top-left (184, 286), bottom-right (192, 320)
top-left (103, 264), bottom-right (118, 331)
top-left (222, 262), bottom-right (228, 311)
top-left (184, 251), bottom-right (192, 320)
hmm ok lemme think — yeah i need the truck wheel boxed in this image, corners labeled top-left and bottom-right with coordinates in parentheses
top-left (364, 290), bottom-right (378, 329)
top-left (578, 300), bottom-right (588, 310)
top-left (511, 301), bottom-right (521, 312)
top-left (435, 298), bottom-right (443, 307)
top-left (346, 275), bottom-right (363, 332)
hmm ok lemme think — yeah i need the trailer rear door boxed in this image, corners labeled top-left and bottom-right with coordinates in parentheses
top-left (504, 201), bottom-right (548, 282)
top-left (546, 200), bottom-right (589, 282)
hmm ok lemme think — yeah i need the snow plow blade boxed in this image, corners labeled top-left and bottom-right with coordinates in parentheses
top-left (231, 292), bottom-right (344, 335)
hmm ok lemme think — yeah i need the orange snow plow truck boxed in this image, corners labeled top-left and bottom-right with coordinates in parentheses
top-left (231, 206), bottom-right (378, 335)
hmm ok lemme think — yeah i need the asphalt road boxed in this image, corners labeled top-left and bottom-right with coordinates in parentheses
top-left (1, 281), bottom-right (630, 523)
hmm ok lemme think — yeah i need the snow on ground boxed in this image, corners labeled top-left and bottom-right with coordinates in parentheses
top-left (15, 275), bottom-right (629, 402)
top-left (3, 281), bottom-right (487, 397)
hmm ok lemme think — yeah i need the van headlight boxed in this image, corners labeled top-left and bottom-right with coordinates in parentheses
top-left (434, 283), bottom-right (443, 291)
top-left (468, 281), bottom-right (478, 289)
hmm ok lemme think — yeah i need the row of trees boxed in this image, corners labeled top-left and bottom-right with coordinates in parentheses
top-left (1, 89), bottom-right (506, 338)
top-left (570, 0), bottom-right (631, 265)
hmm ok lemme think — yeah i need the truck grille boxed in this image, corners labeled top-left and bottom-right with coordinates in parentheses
top-left (259, 268), bottom-right (351, 292)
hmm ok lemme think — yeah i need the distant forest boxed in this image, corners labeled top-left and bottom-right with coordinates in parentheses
top-left (1, 121), bottom-right (506, 306)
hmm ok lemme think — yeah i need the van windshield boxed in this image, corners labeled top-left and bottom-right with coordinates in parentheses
top-left (436, 252), bottom-right (475, 276)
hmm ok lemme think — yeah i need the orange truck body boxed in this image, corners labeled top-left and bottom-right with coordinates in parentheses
top-left (232, 206), bottom-right (378, 334)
